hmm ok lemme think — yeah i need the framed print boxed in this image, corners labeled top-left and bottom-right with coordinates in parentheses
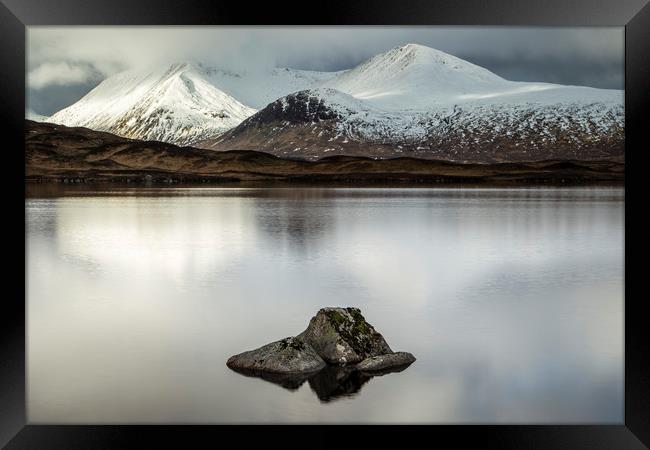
top-left (2, 0), bottom-right (649, 448)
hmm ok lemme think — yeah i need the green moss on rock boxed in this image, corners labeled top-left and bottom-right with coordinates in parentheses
top-left (320, 307), bottom-right (390, 359)
top-left (295, 307), bottom-right (398, 365)
top-left (279, 337), bottom-right (306, 351)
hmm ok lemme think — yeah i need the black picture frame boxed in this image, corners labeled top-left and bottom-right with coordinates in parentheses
top-left (2, 0), bottom-right (649, 448)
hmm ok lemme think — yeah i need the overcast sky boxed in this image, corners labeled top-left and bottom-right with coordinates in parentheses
top-left (27, 26), bottom-right (624, 116)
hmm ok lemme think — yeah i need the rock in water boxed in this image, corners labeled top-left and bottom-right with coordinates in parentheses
top-left (297, 307), bottom-right (393, 365)
top-left (226, 308), bottom-right (416, 390)
top-left (226, 337), bottom-right (326, 374)
top-left (355, 352), bottom-right (416, 373)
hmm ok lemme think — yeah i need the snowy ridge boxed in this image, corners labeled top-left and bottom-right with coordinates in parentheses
top-left (295, 88), bottom-right (624, 142)
top-left (207, 82), bottom-right (623, 162)
top-left (202, 66), bottom-right (342, 109)
top-left (49, 63), bottom-right (256, 145)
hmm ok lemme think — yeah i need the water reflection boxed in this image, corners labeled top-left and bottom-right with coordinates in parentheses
top-left (227, 366), bottom-right (313, 391)
top-left (308, 364), bottom-right (413, 403)
top-left (251, 189), bottom-right (337, 254)
top-left (227, 362), bottom-right (414, 403)
top-left (26, 186), bottom-right (624, 423)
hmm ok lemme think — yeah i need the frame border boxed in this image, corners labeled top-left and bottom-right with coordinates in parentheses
top-left (3, 1), bottom-right (648, 448)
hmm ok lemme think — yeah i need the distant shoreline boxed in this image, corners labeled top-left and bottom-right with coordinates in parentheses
top-left (25, 176), bottom-right (624, 186)
top-left (26, 120), bottom-right (624, 186)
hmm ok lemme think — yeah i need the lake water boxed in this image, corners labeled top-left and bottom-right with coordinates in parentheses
top-left (26, 185), bottom-right (624, 424)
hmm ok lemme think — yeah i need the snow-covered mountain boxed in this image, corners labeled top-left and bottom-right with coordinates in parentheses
top-left (46, 43), bottom-right (624, 162)
top-left (47, 62), bottom-right (340, 145)
top-left (198, 44), bottom-right (624, 163)
top-left (322, 43), bottom-right (622, 110)
top-left (48, 63), bottom-right (256, 145)
top-left (323, 43), bottom-right (509, 110)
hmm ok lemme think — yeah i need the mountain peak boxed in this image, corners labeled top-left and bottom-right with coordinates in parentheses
top-left (49, 62), bottom-right (256, 145)
top-left (322, 43), bottom-right (507, 110)
top-left (164, 61), bottom-right (204, 75)
top-left (397, 42), bottom-right (434, 54)
top-left (380, 43), bottom-right (496, 75)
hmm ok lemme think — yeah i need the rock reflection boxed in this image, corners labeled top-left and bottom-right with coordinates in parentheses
top-left (227, 362), bottom-right (415, 403)
top-left (307, 365), bottom-right (371, 402)
top-left (227, 366), bottom-right (315, 391)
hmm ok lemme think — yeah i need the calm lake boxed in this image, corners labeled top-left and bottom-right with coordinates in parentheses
top-left (26, 185), bottom-right (624, 423)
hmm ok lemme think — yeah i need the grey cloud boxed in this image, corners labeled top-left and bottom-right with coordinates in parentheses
top-left (27, 82), bottom-right (101, 118)
top-left (27, 26), bottom-right (624, 116)
top-left (461, 53), bottom-right (624, 89)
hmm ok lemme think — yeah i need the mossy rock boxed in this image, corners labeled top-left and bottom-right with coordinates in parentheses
top-left (226, 337), bottom-right (326, 374)
top-left (355, 352), bottom-right (416, 373)
top-left (297, 307), bottom-right (393, 365)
